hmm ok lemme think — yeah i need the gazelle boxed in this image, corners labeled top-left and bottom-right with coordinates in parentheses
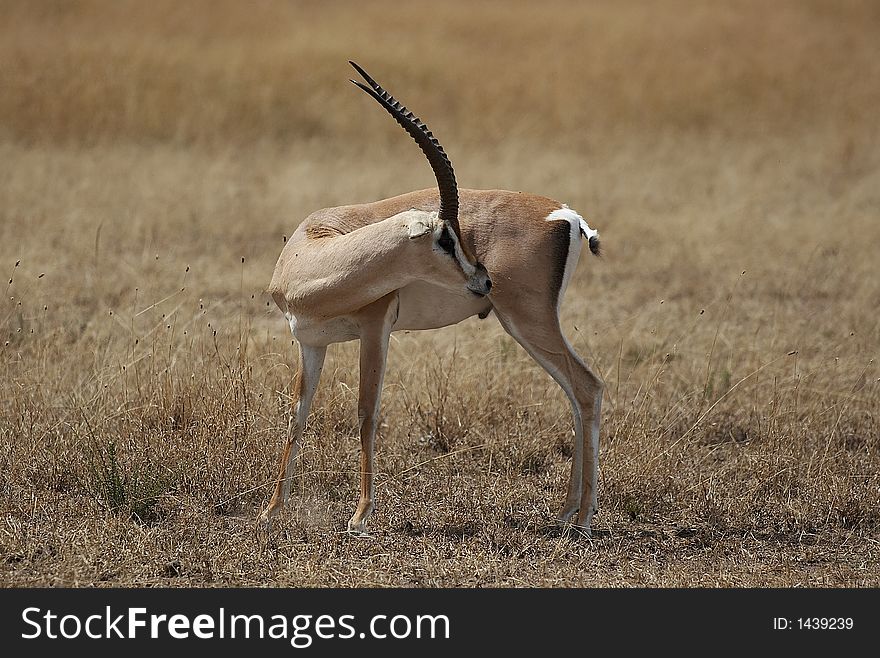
top-left (259, 62), bottom-right (603, 537)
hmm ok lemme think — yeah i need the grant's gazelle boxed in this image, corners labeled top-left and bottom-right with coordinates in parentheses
top-left (259, 62), bottom-right (602, 536)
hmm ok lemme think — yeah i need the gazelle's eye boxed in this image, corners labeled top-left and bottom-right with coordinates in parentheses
top-left (437, 227), bottom-right (455, 255)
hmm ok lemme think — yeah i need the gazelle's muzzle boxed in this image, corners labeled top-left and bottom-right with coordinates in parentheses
top-left (467, 263), bottom-right (492, 297)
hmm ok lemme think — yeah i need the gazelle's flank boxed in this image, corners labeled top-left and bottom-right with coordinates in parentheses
top-left (259, 62), bottom-right (603, 536)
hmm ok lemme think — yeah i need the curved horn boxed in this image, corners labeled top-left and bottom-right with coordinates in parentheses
top-left (348, 61), bottom-right (462, 241)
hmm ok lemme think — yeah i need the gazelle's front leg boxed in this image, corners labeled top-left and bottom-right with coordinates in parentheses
top-left (348, 293), bottom-right (398, 535)
top-left (259, 342), bottom-right (326, 532)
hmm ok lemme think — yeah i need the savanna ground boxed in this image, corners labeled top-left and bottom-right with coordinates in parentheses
top-left (1, 0), bottom-right (879, 587)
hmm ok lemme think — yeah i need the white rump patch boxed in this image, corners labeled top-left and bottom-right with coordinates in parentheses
top-left (548, 205), bottom-right (598, 241)
top-left (545, 205), bottom-right (597, 310)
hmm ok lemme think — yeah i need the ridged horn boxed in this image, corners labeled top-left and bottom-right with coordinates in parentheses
top-left (349, 61), bottom-right (463, 243)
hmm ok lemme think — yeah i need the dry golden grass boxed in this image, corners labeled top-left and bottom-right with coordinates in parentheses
top-left (1, 0), bottom-right (879, 586)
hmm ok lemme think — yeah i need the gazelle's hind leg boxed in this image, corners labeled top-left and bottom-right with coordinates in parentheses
top-left (258, 343), bottom-right (326, 533)
top-left (348, 292), bottom-right (398, 535)
top-left (494, 306), bottom-right (603, 534)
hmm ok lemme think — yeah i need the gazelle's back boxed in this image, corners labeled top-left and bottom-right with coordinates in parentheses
top-left (297, 188), bottom-right (573, 294)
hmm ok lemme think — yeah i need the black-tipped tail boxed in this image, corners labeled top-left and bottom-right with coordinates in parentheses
top-left (587, 234), bottom-right (601, 256)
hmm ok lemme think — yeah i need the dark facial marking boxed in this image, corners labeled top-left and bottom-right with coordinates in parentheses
top-left (437, 226), bottom-right (455, 255)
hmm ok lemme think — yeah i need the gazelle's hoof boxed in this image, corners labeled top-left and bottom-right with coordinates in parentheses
top-left (571, 524), bottom-right (592, 539)
top-left (556, 501), bottom-right (580, 526)
top-left (346, 520), bottom-right (373, 538)
top-left (256, 510), bottom-right (273, 543)
top-left (554, 510), bottom-right (594, 539)
top-left (345, 529), bottom-right (373, 539)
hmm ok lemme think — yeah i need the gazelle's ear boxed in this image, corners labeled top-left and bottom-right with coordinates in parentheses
top-left (407, 219), bottom-right (431, 238)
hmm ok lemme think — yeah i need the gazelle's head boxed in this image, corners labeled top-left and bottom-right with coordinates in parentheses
top-left (431, 221), bottom-right (492, 296)
top-left (350, 61), bottom-right (492, 297)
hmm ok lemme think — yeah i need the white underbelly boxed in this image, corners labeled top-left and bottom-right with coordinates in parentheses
top-left (282, 282), bottom-right (491, 346)
top-left (393, 281), bottom-right (491, 331)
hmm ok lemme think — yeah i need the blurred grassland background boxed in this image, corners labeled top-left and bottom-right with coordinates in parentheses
top-left (1, 0), bottom-right (879, 586)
